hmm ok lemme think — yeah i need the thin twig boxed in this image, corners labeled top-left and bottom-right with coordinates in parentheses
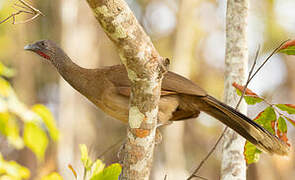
top-left (14, 13), bottom-right (40, 24)
top-left (13, 3), bottom-right (31, 11)
top-left (187, 127), bottom-right (227, 180)
top-left (188, 40), bottom-right (289, 179)
top-left (18, 0), bottom-right (43, 15)
top-left (0, 0), bottom-right (44, 25)
top-left (236, 45), bottom-right (260, 106)
top-left (187, 45), bottom-right (261, 180)
top-left (12, 5), bottom-right (34, 14)
top-left (0, 12), bottom-right (19, 24)
top-left (189, 175), bottom-right (209, 180)
top-left (248, 40), bottom-right (289, 83)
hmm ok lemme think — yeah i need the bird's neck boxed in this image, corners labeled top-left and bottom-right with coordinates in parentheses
top-left (51, 52), bottom-right (92, 95)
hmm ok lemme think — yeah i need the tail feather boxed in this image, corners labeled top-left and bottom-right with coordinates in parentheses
top-left (201, 95), bottom-right (289, 155)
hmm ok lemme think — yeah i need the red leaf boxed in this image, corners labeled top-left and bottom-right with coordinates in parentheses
top-left (271, 121), bottom-right (275, 131)
top-left (254, 111), bottom-right (263, 121)
top-left (278, 40), bottom-right (295, 51)
top-left (276, 126), bottom-right (280, 137)
top-left (232, 82), bottom-right (259, 97)
top-left (286, 117), bottom-right (295, 127)
top-left (277, 131), bottom-right (291, 147)
top-left (281, 133), bottom-right (290, 147)
top-left (286, 104), bottom-right (295, 108)
top-left (278, 40), bottom-right (295, 55)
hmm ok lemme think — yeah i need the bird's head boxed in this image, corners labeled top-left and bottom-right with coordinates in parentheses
top-left (24, 40), bottom-right (60, 61)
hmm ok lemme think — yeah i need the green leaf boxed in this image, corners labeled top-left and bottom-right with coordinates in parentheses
top-left (236, 89), bottom-right (263, 105)
top-left (254, 106), bottom-right (276, 134)
top-left (0, 62), bottom-right (15, 78)
top-left (244, 96), bottom-right (263, 105)
top-left (90, 163), bottom-right (122, 180)
top-left (41, 172), bottom-right (63, 180)
top-left (79, 144), bottom-right (92, 170)
top-left (278, 116), bottom-right (287, 133)
top-left (0, 77), bottom-right (12, 97)
top-left (32, 104), bottom-right (59, 141)
top-left (23, 122), bottom-right (48, 161)
top-left (0, 153), bottom-right (30, 179)
top-left (276, 104), bottom-right (295, 114)
top-left (91, 159), bottom-right (105, 176)
top-left (244, 141), bottom-right (262, 164)
top-left (0, 112), bottom-right (23, 149)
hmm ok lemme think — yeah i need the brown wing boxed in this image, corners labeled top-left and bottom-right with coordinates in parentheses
top-left (104, 65), bottom-right (203, 122)
top-left (117, 87), bottom-right (178, 96)
top-left (105, 65), bottom-right (207, 96)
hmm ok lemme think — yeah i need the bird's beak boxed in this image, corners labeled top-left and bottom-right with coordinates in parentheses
top-left (24, 43), bottom-right (39, 51)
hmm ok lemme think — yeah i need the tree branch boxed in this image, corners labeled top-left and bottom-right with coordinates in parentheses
top-left (0, 0), bottom-right (44, 25)
top-left (85, 0), bottom-right (167, 179)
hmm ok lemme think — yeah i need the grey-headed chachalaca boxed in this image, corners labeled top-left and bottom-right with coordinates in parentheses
top-left (24, 40), bottom-right (289, 155)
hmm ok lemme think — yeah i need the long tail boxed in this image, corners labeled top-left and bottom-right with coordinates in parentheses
top-left (200, 95), bottom-right (289, 155)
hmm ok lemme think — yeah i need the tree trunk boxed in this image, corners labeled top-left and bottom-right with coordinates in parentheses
top-left (86, 0), bottom-right (166, 179)
top-left (221, 0), bottom-right (249, 179)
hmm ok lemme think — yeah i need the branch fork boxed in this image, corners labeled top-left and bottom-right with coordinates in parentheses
top-left (0, 0), bottom-right (44, 25)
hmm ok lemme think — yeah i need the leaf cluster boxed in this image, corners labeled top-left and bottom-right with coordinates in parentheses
top-left (0, 62), bottom-right (60, 179)
top-left (232, 39), bottom-right (295, 164)
top-left (233, 83), bottom-right (294, 164)
top-left (68, 144), bottom-right (122, 180)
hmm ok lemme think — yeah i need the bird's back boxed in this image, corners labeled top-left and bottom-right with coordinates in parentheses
top-left (104, 64), bottom-right (207, 96)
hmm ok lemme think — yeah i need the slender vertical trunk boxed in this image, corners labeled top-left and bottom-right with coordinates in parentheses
top-left (221, 0), bottom-right (249, 179)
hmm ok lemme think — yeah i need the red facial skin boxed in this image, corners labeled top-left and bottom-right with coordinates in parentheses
top-left (36, 50), bottom-right (50, 60)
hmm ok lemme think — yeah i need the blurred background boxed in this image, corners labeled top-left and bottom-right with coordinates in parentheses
top-left (1, 0), bottom-right (295, 179)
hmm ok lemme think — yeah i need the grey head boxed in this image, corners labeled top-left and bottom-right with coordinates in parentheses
top-left (24, 40), bottom-right (61, 61)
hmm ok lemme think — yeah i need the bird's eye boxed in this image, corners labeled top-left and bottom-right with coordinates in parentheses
top-left (40, 42), bottom-right (45, 46)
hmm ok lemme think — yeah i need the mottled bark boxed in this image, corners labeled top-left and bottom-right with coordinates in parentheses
top-left (86, 0), bottom-right (166, 179)
top-left (221, 0), bottom-right (249, 179)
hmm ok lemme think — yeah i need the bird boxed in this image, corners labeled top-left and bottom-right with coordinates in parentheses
top-left (24, 39), bottom-right (289, 155)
